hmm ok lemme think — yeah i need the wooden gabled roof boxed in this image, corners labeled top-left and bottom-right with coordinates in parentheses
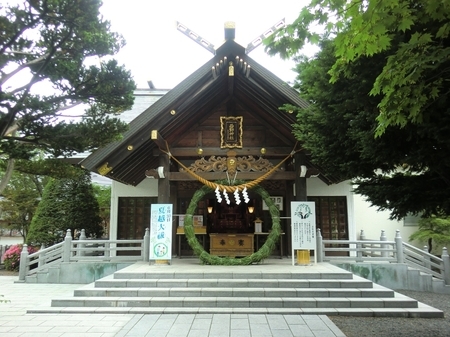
top-left (80, 38), bottom-right (339, 186)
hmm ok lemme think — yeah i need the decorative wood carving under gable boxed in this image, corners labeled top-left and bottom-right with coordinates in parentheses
top-left (184, 155), bottom-right (278, 173)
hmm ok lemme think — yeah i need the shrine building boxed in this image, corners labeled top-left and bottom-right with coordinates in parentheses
top-left (80, 22), bottom-right (415, 258)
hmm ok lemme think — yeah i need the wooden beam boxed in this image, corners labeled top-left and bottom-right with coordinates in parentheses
top-left (294, 152), bottom-right (307, 201)
top-left (152, 147), bottom-right (294, 157)
top-left (158, 154), bottom-right (170, 203)
top-left (228, 60), bottom-right (235, 95)
top-left (169, 171), bottom-right (296, 181)
top-left (176, 21), bottom-right (216, 54)
top-left (151, 130), bottom-right (167, 150)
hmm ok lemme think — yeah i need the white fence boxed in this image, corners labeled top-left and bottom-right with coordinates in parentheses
top-left (17, 228), bottom-right (450, 286)
top-left (317, 229), bottom-right (450, 285)
top-left (18, 228), bottom-right (150, 281)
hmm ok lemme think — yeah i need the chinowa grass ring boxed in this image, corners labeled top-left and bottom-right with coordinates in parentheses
top-left (182, 180), bottom-right (281, 265)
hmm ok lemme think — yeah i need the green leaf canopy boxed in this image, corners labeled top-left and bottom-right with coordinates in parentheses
top-left (287, 38), bottom-right (450, 220)
top-left (266, 0), bottom-right (450, 135)
top-left (0, 0), bottom-right (136, 161)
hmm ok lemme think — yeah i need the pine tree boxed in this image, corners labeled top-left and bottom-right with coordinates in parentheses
top-left (27, 170), bottom-right (103, 246)
top-left (0, 0), bottom-right (136, 192)
top-left (410, 215), bottom-right (450, 253)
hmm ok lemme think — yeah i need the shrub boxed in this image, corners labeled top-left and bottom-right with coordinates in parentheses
top-left (1, 244), bottom-right (37, 271)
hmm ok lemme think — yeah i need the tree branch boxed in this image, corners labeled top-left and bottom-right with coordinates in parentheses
top-left (0, 52), bottom-right (50, 86)
top-left (0, 159), bottom-right (15, 195)
top-left (0, 27), bottom-right (73, 137)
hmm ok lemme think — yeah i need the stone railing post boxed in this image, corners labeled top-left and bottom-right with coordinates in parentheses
top-left (423, 246), bottom-right (431, 270)
top-left (78, 229), bottom-right (86, 256)
top-left (442, 247), bottom-right (450, 285)
top-left (104, 242), bottom-right (110, 258)
top-left (356, 242), bottom-right (363, 262)
top-left (62, 229), bottom-right (72, 262)
top-left (38, 243), bottom-right (46, 268)
top-left (316, 228), bottom-right (323, 262)
top-left (359, 229), bottom-right (366, 240)
top-left (143, 228), bottom-right (150, 262)
top-left (360, 230), bottom-right (367, 252)
top-left (18, 244), bottom-right (29, 281)
top-left (380, 230), bottom-right (388, 258)
top-left (395, 230), bottom-right (404, 263)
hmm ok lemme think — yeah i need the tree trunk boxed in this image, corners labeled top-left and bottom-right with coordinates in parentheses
top-left (428, 237), bottom-right (432, 253)
top-left (0, 159), bottom-right (15, 194)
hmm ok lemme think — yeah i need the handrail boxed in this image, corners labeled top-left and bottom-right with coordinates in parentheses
top-left (18, 227), bottom-right (450, 286)
top-left (28, 242), bottom-right (64, 259)
top-left (18, 228), bottom-right (151, 281)
top-left (316, 228), bottom-right (450, 285)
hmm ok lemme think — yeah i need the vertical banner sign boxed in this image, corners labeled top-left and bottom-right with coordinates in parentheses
top-left (291, 201), bottom-right (316, 265)
top-left (150, 204), bottom-right (173, 260)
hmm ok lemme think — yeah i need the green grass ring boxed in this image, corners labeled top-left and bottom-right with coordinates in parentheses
top-left (183, 180), bottom-right (281, 265)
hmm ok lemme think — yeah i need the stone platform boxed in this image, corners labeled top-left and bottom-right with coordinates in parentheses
top-left (27, 259), bottom-right (443, 318)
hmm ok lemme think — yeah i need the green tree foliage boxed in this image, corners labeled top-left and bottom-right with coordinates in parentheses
top-left (27, 169), bottom-right (103, 246)
top-left (285, 38), bottom-right (450, 220)
top-left (0, 169), bottom-right (45, 239)
top-left (0, 0), bottom-right (136, 186)
top-left (266, 0), bottom-right (450, 135)
top-left (410, 215), bottom-right (450, 253)
top-left (92, 183), bottom-right (110, 236)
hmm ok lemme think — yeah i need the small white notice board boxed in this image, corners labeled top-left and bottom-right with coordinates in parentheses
top-left (291, 201), bottom-right (316, 265)
top-left (150, 204), bottom-right (173, 262)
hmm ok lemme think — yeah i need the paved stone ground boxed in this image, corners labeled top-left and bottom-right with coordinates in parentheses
top-left (0, 269), bottom-right (18, 276)
top-left (330, 289), bottom-right (450, 337)
top-left (0, 274), bottom-right (345, 337)
top-left (3, 265), bottom-right (448, 336)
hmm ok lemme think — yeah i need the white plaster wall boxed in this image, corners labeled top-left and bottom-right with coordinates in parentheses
top-left (352, 192), bottom-right (419, 245)
top-left (0, 236), bottom-right (24, 246)
top-left (109, 178), bottom-right (158, 241)
top-left (305, 178), bottom-right (418, 246)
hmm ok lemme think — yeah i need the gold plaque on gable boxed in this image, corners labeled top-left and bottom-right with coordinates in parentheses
top-left (97, 162), bottom-right (112, 176)
top-left (220, 116), bottom-right (243, 149)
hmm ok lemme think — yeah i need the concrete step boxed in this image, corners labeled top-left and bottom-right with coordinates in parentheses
top-left (74, 287), bottom-right (394, 298)
top-left (51, 294), bottom-right (417, 309)
top-left (25, 261), bottom-right (445, 318)
top-left (27, 305), bottom-right (444, 318)
top-left (112, 271), bottom-right (354, 280)
top-left (94, 278), bottom-right (373, 289)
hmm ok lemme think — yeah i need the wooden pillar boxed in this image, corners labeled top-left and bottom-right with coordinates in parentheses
top-left (157, 153), bottom-right (174, 257)
top-left (286, 181), bottom-right (295, 254)
top-left (293, 152), bottom-right (308, 260)
top-left (158, 153), bottom-right (170, 204)
top-left (294, 152), bottom-right (307, 201)
top-left (170, 179), bottom-right (178, 256)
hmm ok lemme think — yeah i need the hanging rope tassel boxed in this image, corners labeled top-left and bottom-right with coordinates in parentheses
top-left (161, 140), bottom-right (301, 191)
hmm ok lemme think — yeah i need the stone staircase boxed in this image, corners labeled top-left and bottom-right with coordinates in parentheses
top-left (27, 260), bottom-right (443, 317)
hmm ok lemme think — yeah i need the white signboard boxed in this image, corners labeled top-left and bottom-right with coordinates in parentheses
top-left (178, 215), bottom-right (203, 227)
top-left (150, 204), bottom-right (173, 260)
top-left (291, 201), bottom-right (316, 250)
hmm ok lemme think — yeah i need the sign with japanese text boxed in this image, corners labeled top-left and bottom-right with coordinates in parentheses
top-left (178, 215), bottom-right (203, 227)
top-left (291, 201), bottom-right (316, 250)
top-left (150, 204), bottom-right (173, 260)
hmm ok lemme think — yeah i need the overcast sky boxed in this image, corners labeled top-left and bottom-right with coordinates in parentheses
top-left (100, 0), bottom-right (313, 90)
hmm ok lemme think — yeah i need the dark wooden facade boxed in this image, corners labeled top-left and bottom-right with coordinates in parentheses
top-left (81, 29), bottom-right (345, 256)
